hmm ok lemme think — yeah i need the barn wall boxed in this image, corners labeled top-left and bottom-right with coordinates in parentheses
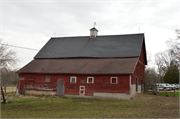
top-left (18, 74), bottom-right (130, 96)
top-left (130, 59), bottom-right (145, 96)
top-left (139, 40), bottom-right (146, 65)
top-left (131, 61), bottom-right (145, 85)
top-left (132, 38), bottom-right (146, 86)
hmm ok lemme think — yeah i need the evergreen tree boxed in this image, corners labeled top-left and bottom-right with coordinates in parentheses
top-left (163, 61), bottom-right (179, 84)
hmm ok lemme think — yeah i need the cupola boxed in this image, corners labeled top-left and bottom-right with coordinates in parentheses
top-left (90, 27), bottom-right (98, 38)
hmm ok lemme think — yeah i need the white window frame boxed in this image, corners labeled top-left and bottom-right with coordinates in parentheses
top-left (70, 76), bottom-right (77, 83)
top-left (87, 77), bottom-right (94, 84)
top-left (110, 77), bottom-right (118, 84)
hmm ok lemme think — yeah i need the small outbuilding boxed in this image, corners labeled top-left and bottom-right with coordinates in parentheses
top-left (17, 27), bottom-right (147, 100)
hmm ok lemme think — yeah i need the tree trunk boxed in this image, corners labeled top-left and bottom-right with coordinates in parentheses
top-left (4, 86), bottom-right (6, 96)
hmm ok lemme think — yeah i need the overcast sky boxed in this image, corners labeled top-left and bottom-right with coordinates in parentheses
top-left (0, 0), bottom-right (179, 69)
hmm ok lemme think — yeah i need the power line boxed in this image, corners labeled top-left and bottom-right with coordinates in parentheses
top-left (0, 43), bottom-right (69, 55)
top-left (0, 43), bottom-right (67, 55)
top-left (0, 43), bottom-right (39, 51)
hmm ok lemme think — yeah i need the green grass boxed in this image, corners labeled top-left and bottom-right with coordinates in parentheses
top-left (157, 92), bottom-right (179, 97)
top-left (6, 85), bottom-right (17, 87)
top-left (1, 93), bottom-right (179, 118)
top-left (5, 91), bottom-right (16, 94)
top-left (145, 90), bottom-right (179, 97)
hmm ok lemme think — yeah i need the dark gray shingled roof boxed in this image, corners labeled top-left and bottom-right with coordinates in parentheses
top-left (34, 33), bottom-right (145, 59)
top-left (90, 27), bottom-right (98, 31)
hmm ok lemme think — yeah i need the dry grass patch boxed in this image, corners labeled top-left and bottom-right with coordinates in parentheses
top-left (1, 92), bottom-right (179, 118)
top-left (3, 87), bottom-right (17, 92)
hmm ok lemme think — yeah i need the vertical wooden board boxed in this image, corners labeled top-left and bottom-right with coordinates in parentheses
top-left (56, 79), bottom-right (64, 96)
top-left (19, 80), bottom-right (25, 93)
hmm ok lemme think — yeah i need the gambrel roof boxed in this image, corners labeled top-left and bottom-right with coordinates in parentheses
top-left (17, 33), bottom-right (147, 74)
top-left (34, 33), bottom-right (145, 59)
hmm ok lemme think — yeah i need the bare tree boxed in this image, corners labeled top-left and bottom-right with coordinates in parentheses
top-left (0, 39), bottom-right (18, 86)
top-left (0, 39), bottom-right (17, 68)
top-left (155, 52), bottom-right (174, 83)
top-left (145, 67), bottom-right (159, 85)
top-left (1, 68), bottom-right (18, 86)
top-left (175, 29), bottom-right (180, 40)
top-left (165, 29), bottom-right (180, 67)
top-left (154, 29), bottom-right (180, 83)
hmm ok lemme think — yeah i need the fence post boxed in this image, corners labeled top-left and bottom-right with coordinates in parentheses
top-left (144, 83), bottom-right (145, 92)
top-left (1, 87), bottom-right (6, 104)
top-left (4, 86), bottom-right (6, 96)
top-left (174, 87), bottom-right (175, 97)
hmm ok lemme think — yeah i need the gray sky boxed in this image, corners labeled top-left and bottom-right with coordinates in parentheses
top-left (0, 0), bottom-right (179, 69)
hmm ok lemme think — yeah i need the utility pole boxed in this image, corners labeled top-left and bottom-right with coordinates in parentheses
top-left (179, 65), bottom-right (180, 84)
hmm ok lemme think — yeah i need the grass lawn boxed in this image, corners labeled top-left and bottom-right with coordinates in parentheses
top-left (157, 91), bottom-right (179, 97)
top-left (1, 92), bottom-right (179, 118)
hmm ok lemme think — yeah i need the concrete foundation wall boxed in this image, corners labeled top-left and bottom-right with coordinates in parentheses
top-left (131, 84), bottom-right (136, 96)
top-left (94, 92), bottom-right (131, 100)
top-left (65, 92), bottom-right (131, 100)
top-left (65, 95), bottom-right (94, 99)
top-left (131, 84), bottom-right (142, 96)
top-left (138, 85), bottom-right (141, 93)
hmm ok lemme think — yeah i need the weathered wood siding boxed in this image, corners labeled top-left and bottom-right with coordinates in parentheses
top-left (18, 74), bottom-right (130, 96)
top-left (139, 40), bottom-right (147, 65)
top-left (131, 61), bottom-right (145, 85)
top-left (131, 40), bottom-right (146, 85)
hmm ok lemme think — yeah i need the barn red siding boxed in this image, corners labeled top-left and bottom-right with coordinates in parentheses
top-left (131, 39), bottom-right (146, 85)
top-left (139, 39), bottom-right (147, 65)
top-left (131, 61), bottom-right (145, 85)
top-left (18, 74), bottom-right (130, 96)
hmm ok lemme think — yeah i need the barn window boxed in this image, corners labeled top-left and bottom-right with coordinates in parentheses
top-left (70, 77), bottom-right (77, 83)
top-left (87, 77), bottom-right (94, 84)
top-left (111, 77), bottom-right (118, 84)
top-left (45, 76), bottom-right (50, 82)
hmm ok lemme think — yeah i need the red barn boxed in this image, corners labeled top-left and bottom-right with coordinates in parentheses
top-left (17, 27), bottom-right (147, 100)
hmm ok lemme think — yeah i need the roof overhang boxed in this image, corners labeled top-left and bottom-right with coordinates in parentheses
top-left (17, 58), bottom-right (139, 74)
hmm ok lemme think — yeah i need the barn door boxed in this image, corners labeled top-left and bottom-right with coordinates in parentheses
top-left (79, 86), bottom-right (85, 95)
top-left (20, 80), bottom-right (25, 94)
top-left (56, 79), bottom-right (64, 96)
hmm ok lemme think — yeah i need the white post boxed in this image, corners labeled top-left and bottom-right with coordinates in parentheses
top-left (178, 65), bottom-right (180, 119)
top-left (179, 66), bottom-right (180, 84)
top-left (16, 88), bottom-right (19, 95)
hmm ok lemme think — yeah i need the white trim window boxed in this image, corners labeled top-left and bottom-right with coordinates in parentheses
top-left (70, 77), bottom-right (77, 83)
top-left (87, 77), bottom-right (94, 84)
top-left (110, 77), bottom-right (118, 84)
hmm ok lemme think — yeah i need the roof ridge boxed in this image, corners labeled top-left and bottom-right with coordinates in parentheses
top-left (51, 33), bottom-right (144, 39)
top-left (34, 56), bottom-right (139, 60)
